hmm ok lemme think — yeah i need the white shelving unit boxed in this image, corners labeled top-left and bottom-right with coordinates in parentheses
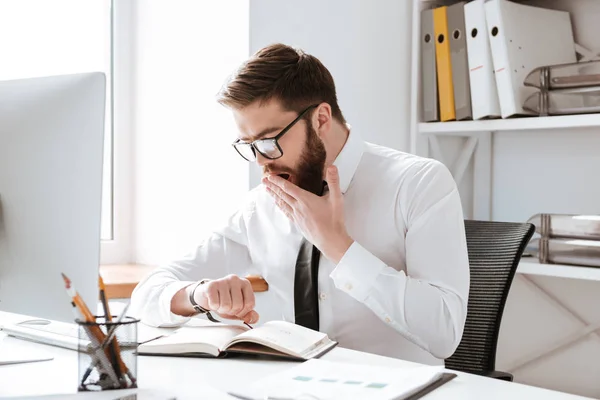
top-left (409, 0), bottom-right (600, 282)
top-left (517, 259), bottom-right (600, 282)
top-left (419, 113), bottom-right (600, 135)
top-left (409, 3), bottom-right (599, 392)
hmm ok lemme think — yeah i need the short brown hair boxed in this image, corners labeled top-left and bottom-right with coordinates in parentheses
top-left (217, 43), bottom-right (346, 124)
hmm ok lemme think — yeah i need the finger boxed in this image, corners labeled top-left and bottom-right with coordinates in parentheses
top-left (229, 280), bottom-right (244, 317)
top-left (217, 284), bottom-right (233, 315)
top-left (283, 210), bottom-right (294, 222)
top-left (241, 310), bottom-right (260, 325)
top-left (326, 165), bottom-right (342, 206)
top-left (239, 280), bottom-right (256, 318)
top-left (265, 184), bottom-right (298, 205)
top-left (265, 184), bottom-right (296, 209)
top-left (216, 312), bottom-right (243, 320)
top-left (267, 175), bottom-right (304, 200)
top-left (204, 282), bottom-right (220, 311)
top-left (272, 192), bottom-right (294, 216)
top-left (217, 309), bottom-right (259, 324)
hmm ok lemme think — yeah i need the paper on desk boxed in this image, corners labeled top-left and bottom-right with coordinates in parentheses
top-left (137, 324), bottom-right (178, 344)
top-left (6, 387), bottom-right (240, 399)
top-left (227, 359), bottom-right (446, 400)
top-left (0, 338), bottom-right (54, 365)
top-left (6, 388), bottom-right (177, 399)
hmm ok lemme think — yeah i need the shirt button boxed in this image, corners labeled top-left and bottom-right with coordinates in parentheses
top-left (385, 317), bottom-right (392, 323)
top-left (345, 283), bottom-right (353, 291)
top-left (319, 292), bottom-right (327, 300)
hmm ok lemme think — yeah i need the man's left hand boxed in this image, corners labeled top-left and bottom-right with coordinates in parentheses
top-left (263, 166), bottom-right (354, 264)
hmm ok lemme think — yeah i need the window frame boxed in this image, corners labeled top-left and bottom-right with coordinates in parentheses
top-left (100, 0), bottom-right (134, 265)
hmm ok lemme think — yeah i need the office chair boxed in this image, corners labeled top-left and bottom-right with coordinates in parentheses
top-left (445, 220), bottom-right (535, 381)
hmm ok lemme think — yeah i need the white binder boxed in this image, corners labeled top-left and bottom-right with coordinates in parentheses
top-left (484, 0), bottom-right (577, 118)
top-left (464, 0), bottom-right (501, 120)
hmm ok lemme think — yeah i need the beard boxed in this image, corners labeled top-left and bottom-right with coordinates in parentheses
top-left (264, 124), bottom-right (327, 196)
top-left (294, 124), bottom-right (327, 195)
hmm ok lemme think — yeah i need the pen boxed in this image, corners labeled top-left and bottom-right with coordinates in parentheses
top-left (205, 309), bottom-right (253, 329)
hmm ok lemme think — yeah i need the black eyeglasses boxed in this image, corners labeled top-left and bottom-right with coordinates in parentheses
top-left (232, 104), bottom-right (318, 162)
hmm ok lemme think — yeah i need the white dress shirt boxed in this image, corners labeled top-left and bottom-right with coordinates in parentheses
top-left (130, 129), bottom-right (470, 365)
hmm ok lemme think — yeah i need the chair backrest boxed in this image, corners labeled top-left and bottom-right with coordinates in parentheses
top-left (445, 220), bottom-right (535, 374)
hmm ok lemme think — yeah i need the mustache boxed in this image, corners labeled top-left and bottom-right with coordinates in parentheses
top-left (263, 167), bottom-right (294, 176)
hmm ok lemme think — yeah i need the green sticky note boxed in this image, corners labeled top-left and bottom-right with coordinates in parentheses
top-left (320, 378), bottom-right (338, 383)
top-left (344, 380), bottom-right (362, 385)
top-left (293, 376), bottom-right (313, 382)
top-left (366, 382), bottom-right (388, 389)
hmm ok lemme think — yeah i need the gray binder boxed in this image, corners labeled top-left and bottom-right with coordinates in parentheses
top-left (420, 8), bottom-right (439, 122)
top-left (447, 2), bottom-right (473, 120)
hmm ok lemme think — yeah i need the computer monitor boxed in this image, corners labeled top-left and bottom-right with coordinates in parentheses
top-left (0, 72), bottom-right (106, 322)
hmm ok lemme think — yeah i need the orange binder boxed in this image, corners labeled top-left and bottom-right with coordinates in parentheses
top-left (433, 6), bottom-right (456, 122)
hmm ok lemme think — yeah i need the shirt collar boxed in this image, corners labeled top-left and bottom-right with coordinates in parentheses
top-left (332, 125), bottom-right (366, 194)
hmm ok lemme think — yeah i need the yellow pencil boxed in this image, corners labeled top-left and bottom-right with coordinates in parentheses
top-left (96, 275), bottom-right (136, 386)
top-left (61, 273), bottom-right (120, 387)
top-left (61, 273), bottom-right (136, 387)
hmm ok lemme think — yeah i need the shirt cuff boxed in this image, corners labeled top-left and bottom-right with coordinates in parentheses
top-left (329, 241), bottom-right (386, 302)
top-left (158, 280), bottom-right (195, 327)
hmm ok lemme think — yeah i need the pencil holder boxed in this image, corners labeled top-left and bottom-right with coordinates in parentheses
top-left (75, 315), bottom-right (139, 391)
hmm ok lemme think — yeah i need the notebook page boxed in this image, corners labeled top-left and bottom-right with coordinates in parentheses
top-left (227, 321), bottom-right (328, 356)
top-left (140, 323), bottom-right (247, 354)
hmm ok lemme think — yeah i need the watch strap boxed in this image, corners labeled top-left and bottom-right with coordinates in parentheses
top-left (189, 279), bottom-right (211, 314)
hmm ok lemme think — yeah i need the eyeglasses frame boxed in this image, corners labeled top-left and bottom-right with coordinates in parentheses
top-left (232, 104), bottom-right (318, 161)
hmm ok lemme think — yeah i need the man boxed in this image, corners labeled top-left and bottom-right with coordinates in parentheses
top-left (131, 43), bottom-right (470, 364)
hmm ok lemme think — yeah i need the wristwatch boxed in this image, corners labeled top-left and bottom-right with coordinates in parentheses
top-left (189, 279), bottom-right (211, 315)
top-left (188, 279), bottom-right (254, 329)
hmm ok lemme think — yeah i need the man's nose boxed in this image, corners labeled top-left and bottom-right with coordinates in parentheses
top-left (255, 152), bottom-right (270, 167)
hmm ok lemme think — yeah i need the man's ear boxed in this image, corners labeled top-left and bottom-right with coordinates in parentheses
top-left (313, 103), bottom-right (332, 137)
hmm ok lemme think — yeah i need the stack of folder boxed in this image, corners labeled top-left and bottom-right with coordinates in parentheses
top-left (525, 214), bottom-right (600, 268)
top-left (523, 60), bottom-right (600, 116)
top-left (420, 0), bottom-right (577, 123)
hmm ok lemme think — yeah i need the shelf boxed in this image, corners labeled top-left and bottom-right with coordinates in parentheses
top-left (516, 258), bottom-right (600, 282)
top-left (419, 113), bottom-right (600, 135)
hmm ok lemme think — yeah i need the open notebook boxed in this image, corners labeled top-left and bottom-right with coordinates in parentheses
top-left (137, 320), bottom-right (337, 360)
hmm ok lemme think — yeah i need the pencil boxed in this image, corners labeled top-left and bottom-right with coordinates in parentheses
top-left (99, 276), bottom-right (124, 387)
top-left (61, 273), bottom-right (120, 388)
top-left (61, 273), bottom-right (137, 387)
top-left (95, 277), bottom-right (136, 386)
top-left (80, 302), bottom-right (132, 387)
top-left (61, 273), bottom-right (97, 323)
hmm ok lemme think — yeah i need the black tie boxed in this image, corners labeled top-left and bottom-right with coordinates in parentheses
top-left (293, 182), bottom-right (327, 331)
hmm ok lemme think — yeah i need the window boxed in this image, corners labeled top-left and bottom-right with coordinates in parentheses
top-left (131, 1), bottom-right (250, 265)
top-left (0, 0), bottom-right (114, 241)
top-left (0, 1), bottom-right (250, 266)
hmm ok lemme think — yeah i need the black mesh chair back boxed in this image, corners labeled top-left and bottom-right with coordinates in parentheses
top-left (445, 220), bottom-right (534, 379)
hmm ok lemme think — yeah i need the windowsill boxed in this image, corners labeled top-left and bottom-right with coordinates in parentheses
top-left (99, 264), bottom-right (157, 299)
top-left (98, 265), bottom-right (270, 299)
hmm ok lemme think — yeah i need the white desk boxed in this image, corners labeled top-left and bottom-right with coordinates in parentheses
top-left (0, 312), bottom-right (591, 400)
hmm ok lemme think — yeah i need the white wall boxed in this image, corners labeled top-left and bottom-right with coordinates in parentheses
top-left (249, 0), bottom-right (413, 187)
top-left (493, 129), bottom-right (600, 399)
top-left (131, 1), bottom-right (250, 265)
